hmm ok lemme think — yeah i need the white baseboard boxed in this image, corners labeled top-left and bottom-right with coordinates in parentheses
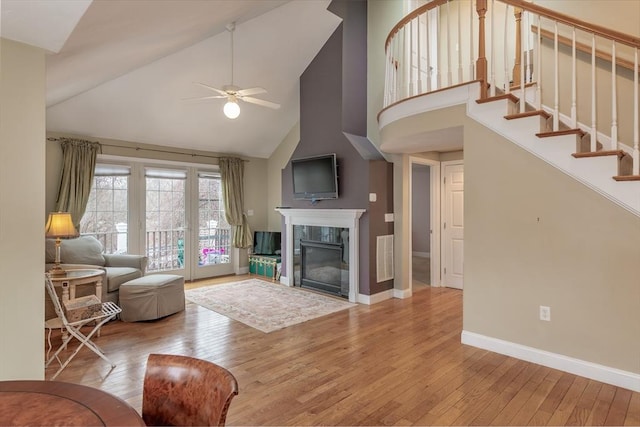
top-left (393, 287), bottom-right (412, 299)
top-left (237, 266), bottom-right (249, 275)
top-left (461, 331), bottom-right (640, 393)
top-left (412, 251), bottom-right (430, 258)
top-left (359, 289), bottom-right (394, 304)
top-left (279, 275), bottom-right (290, 286)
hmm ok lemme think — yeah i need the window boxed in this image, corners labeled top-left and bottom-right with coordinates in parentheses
top-left (79, 161), bottom-right (232, 279)
top-left (80, 164), bottom-right (130, 254)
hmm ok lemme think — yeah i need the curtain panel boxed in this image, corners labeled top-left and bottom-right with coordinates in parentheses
top-left (54, 138), bottom-right (101, 227)
top-left (219, 157), bottom-right (252, 248)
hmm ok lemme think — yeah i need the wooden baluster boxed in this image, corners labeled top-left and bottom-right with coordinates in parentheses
top-left (476, 0), bottom-right (488, 99)
top-left (553, 21), bottom-right (559, 131)
top-left (504, 4), bottom-right (510, 93)
top-left (437, 5), bottom-right (442, 89)
top-left (426, 9), bottom-right (432, 92)
top-left (536, 15), bottom-right (541, 109)
top-left (457, 0), bottom-right (463, 83)
top-left (525, 12), bottom-right (531, 83)
top-left (469, 0), bottom-right (474, 81)
top-left (519, 10), bottom-right (525, 113)
top-left (416, 14), bottom-right (422, 93)
top-left (409, 19), bottom-right (415, 96)
top-left (447, 1), bottom-right (452, 86)
top-left (384, 46), bottom-right (391, 106)
top-left (571, 27), bottom-right (577, 128)
top-left (591, 33), bottom-right (598, 152)
top-left (512, 7), bottom-right (522, 87)
top-left (393, 31), bottom-right (398, 102)
top-left (610, 40), bottom-right (618, 150)
top-left (490, 0), bottom-right (495, 97)
top-left (634, 48), bottom-right (639, 175)
top-left (402, 26), bottom-right (407, 100)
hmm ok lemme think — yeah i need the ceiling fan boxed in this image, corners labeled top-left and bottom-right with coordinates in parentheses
top-left (189, 22), bottom-right (280, 119)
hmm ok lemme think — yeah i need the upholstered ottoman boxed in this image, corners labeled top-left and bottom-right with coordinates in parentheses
top-left (119, 274), bottom-right (185, 322)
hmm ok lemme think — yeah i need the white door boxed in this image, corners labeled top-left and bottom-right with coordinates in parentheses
top-left (442, 162), bottom-right (464, 289)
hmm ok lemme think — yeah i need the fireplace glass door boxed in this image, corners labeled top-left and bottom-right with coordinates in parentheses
top-left (293, 226), bottom-right (349, 298)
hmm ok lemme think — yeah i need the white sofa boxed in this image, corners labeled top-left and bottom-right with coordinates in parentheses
top-left (45, 235), bottom-right (147, 305)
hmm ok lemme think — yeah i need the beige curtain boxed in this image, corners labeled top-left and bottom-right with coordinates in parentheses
top-left (54, 138), bottom-right (100, 227)
top-left (219, 157), bottom-right (252, 248)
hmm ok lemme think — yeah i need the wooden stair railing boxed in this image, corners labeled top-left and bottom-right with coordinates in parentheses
top-left (383, 0), bottom-right (640, 180)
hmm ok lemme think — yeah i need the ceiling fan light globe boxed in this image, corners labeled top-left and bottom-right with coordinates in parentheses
top-left (223, 100), bottom-right (240, 119)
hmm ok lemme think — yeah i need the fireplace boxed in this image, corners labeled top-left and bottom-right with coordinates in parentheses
top-left (276, 209), bottom-right (365, 302)
top-left (300, 238), bottom-right (347, 297)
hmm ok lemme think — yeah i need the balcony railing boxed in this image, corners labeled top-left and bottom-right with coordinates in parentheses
top-left (383, 0), bottom-right (640, 174)
top-left (85, 228), bottom-right (232, 273)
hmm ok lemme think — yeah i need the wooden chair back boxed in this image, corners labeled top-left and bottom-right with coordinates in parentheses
top-left (142, 353), bottom-right (239, 426)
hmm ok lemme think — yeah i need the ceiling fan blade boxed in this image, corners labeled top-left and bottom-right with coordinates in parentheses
top-left (236, 87), bottom-right (267, 97)
top-left (182, 95), bottom-right (227, 101)
top-left (242, 96), bottom-right (281, 109)
top-left (194, 82), bottom-right (228, 96)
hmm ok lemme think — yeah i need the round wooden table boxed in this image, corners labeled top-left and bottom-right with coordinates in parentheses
top-left (0, 380), bottom-right (145, 426)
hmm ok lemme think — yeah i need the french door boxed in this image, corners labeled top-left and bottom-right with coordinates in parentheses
top-left (190, 173), bottom-right (233, 279)
top-left (143, 167), bottom-right (233, 280)
top-left (82, 161), bottom-right (233, 281)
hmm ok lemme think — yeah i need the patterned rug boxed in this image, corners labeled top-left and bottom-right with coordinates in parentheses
top-left (185, 279), bottom-right (355, 333)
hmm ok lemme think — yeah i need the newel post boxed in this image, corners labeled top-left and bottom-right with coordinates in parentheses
top-left (512, 8), bottom-right (523, 86)
top-left (476, 0), bottom-right (488, 99)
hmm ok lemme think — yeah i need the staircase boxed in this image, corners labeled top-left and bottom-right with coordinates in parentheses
top-left (468, 87), bottom-right (640, 215)
top-left (382, 0), bottom-right (640, 217)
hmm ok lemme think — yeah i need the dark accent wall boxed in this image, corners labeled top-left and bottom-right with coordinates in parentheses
top-left (280, 0), bottom-right (394, 296)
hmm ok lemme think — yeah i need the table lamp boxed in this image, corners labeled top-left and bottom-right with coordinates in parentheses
top-left (45, 212), bottom-right (79, 276)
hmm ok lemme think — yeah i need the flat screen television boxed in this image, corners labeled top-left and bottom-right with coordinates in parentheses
top-left (253, 231), bottom-right (281, 256)
top-left (291, 153), bottom-right (338, 200)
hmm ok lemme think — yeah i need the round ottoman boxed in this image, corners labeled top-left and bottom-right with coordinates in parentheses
top-left (119, 274), bottom-right (185, 322)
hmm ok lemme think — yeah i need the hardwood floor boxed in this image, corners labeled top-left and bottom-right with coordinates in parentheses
top-left (45, 275), bottom-right (640, 426)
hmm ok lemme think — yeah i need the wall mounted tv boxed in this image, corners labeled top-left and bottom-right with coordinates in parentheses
top-left (291, 153), bottom-right (339, 200)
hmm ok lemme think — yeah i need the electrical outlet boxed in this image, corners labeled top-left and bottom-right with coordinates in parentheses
top-left (539, 305), bottom-right (551, 321)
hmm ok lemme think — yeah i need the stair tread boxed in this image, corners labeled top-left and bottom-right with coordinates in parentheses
top-left (476, 93), bottom-right (519, 104)
top-left (504, 110), bottom-right (551, 120)
top-left (572, 150), bottom-right (625, 159)
top-left (613, 175), bottom-right (640, 181)
top-left (536, 129), bottom-right (584, 138)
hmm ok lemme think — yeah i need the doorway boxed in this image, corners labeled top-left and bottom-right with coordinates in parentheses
top-left (409, 158), bottom-right (440, 292)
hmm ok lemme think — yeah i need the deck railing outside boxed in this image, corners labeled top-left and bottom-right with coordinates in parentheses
top-left (85, 228), bottom-right (232, 272)
top-left (383, 0), bottom-right (640, 175)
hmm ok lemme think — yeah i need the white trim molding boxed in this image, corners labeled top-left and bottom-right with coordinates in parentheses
top-left (462, 331), bottom-right (640, 393)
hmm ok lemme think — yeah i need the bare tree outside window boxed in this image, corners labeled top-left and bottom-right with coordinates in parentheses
top-left (80, 175), bottom-right (128, 253)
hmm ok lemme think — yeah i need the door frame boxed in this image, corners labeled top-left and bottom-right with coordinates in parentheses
top-left (409, 156), bottom-right (441, 289)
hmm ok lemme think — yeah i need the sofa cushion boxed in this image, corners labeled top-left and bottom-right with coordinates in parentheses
top-left (105, 267), bottom-right (143, 293)
top-left (46, 235), bottom-right (106, 266)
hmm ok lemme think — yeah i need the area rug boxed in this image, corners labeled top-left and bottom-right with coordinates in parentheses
top-left (185, 279), bottom-right (355, 333)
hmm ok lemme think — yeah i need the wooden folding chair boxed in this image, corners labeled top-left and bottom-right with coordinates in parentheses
top-left (44, 273), bottom-right (122, 379)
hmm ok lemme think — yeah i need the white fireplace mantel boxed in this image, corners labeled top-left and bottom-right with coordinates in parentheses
top-left (276, 208), bottom-right (365, 302)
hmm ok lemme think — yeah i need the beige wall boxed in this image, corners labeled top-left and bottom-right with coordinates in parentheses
top-left (0, 39), bottom-right (47, 379)
top-left (464, 117), bottom-right (640, 374)
top-left (266, 122), bottom-right (300, 231)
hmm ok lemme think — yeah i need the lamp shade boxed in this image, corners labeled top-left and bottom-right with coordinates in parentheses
top-left (223, 100), bottom-right (240, 119)
top-left (45, 212), bottom-right (78, 238)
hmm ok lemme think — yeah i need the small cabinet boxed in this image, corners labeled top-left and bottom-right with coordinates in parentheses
top-left (249, 255), bottom-right (281, 281)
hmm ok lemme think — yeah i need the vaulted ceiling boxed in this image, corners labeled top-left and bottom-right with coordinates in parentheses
top-left (1, 0), bottom-right (341, 158)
